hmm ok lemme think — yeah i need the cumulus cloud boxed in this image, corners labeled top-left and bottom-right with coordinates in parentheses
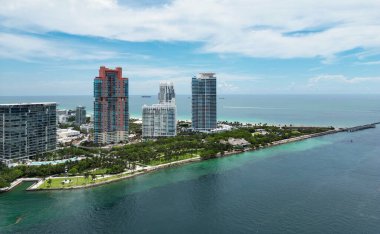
top-left (127, 68), bottom-right (261, 94)
top-left (356, 60), bottom-right (380, 65)
top-left (308, 74), bottom-right (380, 87)
top-left (1, 0), bottom-right (380, 59)
top-left (0, 32), bottom-right (139, 61)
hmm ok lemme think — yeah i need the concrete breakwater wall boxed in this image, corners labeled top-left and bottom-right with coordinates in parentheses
top-left (0, 178), bottom-right (42, 193)
top-left (269, 129), bottom-right (342, 147)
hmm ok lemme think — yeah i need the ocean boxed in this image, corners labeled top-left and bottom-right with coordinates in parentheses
top-left (1, 94), bottom-right (380, 127)
top-left (1, 95), bottom-right (380, 233)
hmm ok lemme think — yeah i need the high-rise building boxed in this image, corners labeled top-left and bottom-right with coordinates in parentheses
top-left (0, 103), bottom-right (57, 162)
top-left (75, 106), bottom-right (86, 126)
top-left (158, 81), bottom-right (175, 104)
top-left (143, 82), bottom-right (177, 138)
top-left (94, 66), bottom-right (129, 144)
top-left (192, 73), bottom-right (217, 131)
top-left (142, 103), bottom-right (176, 138)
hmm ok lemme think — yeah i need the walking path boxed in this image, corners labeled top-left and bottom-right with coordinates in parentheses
top-left (25, 157), bottom-right (202, 191)
top-left (1, 128), bottom-right (344, 192)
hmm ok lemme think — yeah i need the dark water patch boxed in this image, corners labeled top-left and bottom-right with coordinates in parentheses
top-left (1, 129), bottom-right (380, 233)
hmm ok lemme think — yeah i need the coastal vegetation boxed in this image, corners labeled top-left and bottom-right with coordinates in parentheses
top-left (34, 147), bottom-right (98, 161)
top-left (39, 172), bottom-right (134, 189)
top-left (129, 118), bottom-right (142, 135)
top-left (0, 125), bottom-right (333, 189)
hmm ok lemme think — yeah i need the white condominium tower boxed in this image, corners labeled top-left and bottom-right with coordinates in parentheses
top-left (158, 81), bottom-right (175, 104)
top-left (142, 104), bottom-right (176, 137)
top-left (142, 81), bottom-right (177, 138)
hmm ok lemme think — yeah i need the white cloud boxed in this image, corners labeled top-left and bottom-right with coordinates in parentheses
top-left (218, 81), bottom-right (239, 92)
top-left (1, 0), bottom-right (380, 59)
top-left (356, 60), bottom-right (380, 65)
top-left (0, 32), bottom-right (149, 61)
top-left (308, 74), bottom-right (380, 87)
top-left (126, 67), bottom-right (261, 94)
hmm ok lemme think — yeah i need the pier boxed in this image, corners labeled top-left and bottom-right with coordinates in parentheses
top-left (345, 123), bottom-right (378, 132)
top-left (0, 178), bottom-right (42, 193)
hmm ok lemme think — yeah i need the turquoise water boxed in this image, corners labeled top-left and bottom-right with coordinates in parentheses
top-left (1, 94), bottom-right (380, 127)
top-left (1, 95), bottom-right (380, 233)
top-left (1, 128), bottom-right (380, 233)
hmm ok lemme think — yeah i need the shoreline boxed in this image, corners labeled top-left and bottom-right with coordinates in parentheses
top-left (2, 128), bottom-right (343, 192)
top-left (27, 157), bottom-right (202, 191)
top-left (0, 178), bottom-right (42, 193)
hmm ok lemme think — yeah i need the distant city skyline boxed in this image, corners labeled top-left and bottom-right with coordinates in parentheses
top-left (1, 0), bottom-right (380, 95)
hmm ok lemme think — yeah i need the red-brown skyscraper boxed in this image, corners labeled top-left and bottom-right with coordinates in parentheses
top-left (94, 66), bottom-right (129, 144)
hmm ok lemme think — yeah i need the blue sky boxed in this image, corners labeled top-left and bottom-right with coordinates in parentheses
top-left (0, 0), bottom-right (380, 95)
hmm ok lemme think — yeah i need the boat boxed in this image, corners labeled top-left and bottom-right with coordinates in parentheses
top-left (141, 95), bottom-right (152, 98)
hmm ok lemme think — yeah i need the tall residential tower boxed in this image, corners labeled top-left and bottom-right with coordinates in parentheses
top-left (94, 66), bottom-right (129, 144)
top-left (75, 106), bottom-right (86, 126)
top-left (192, 73), bottom-right (217, 131)
top-left (158, 81), bottom-right (175, 104)
top-left (142, 104), bottom-right (176, 138)
top-left (142, 81), bottom-right (177, 138)
top-left (0, 103), bottom-right (57, 162)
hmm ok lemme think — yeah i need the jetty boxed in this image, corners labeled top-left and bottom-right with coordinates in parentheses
top-left (345, 123), bottom-right (378, 132)
top-left (0, 178), bottom-right (42, 192)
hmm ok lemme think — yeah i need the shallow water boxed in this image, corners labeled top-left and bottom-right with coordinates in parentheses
top-left (1, 127), bottom-right (380, 233)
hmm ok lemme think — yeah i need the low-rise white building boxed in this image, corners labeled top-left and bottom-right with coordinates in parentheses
top-left (57, 128), bottom-right (81, 144)
top-left (255, 129), bottom-right (268, 135)
top-left (56, 109), bottom-right (69, 124)
top-left (57, 115), bottom-right (68, 124)
top-left (57, 109), bottom-right (68, 115)
top-left (80, 123), bottom-right (93, 133)
top-left (220, 137), bottom-right (250, 147)
top-left (227, 138), bottom-right (250, 147)
top-left (210, 124), bottom-right (233, 133)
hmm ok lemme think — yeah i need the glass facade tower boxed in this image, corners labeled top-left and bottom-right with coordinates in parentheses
top-left (75, 106), bottom-right (86, 126)
top-left (192, 73), bottom-right (217, 131)
top-left (94, 66), bottom-right (129, 144)
top-left (0, 103), bottom-right (57, 162)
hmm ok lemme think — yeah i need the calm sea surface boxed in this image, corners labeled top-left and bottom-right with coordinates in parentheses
top-left (1, 95), bottom-right (380, 233)
top-left (1, 94), bottom-right (380, 127)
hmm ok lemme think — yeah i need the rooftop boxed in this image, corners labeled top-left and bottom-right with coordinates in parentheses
top-left (198, 73), bottom-right (216, 79)
top-left (143, 103), bottom-right (176, 109)
top-left (0, 102), bottom-right (57, 106)
top-left (159, 81), bottom-right (174, 86)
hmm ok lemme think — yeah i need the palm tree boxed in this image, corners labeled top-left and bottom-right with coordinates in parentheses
top-left (47, 178), bottom-right (52, 187)
top-left (84, 172), bottom-right (90, 181)
top-left (91, 174), bottom-right (96, 182)
top-left (131, 162), bottom-right (136, 172)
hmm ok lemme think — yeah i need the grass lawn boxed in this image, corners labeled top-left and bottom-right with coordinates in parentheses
top-left (90, 168), bottom-right (108, 175)
top-left (147, 153), bottom-right (198, 166)
top-left (38, 173), bottom-right (132, 189)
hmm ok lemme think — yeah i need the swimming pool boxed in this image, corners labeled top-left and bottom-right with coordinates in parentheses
top-left (28, 157), bottom-right (83, 166)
